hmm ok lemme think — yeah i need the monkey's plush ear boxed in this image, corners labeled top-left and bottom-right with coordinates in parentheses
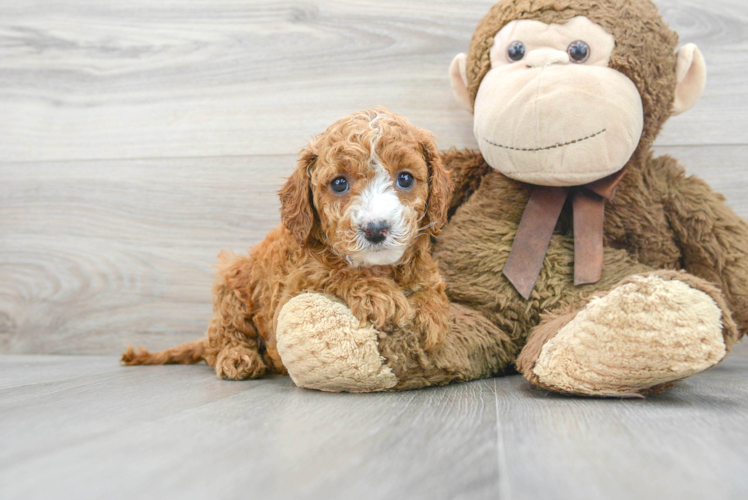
top-left (449, 53), bottom-right (472, 113)
top-left (420, 133), bottom-right (453, 235)
top-left (279, 146), bottom-right (316, 244)
top-left (673, 43), bottom-right (707, 116)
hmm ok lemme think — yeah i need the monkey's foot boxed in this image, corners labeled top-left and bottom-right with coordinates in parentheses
top-left (517, 273), bottom-right (729, 397)
top-left (276, 293), bottom-right (397, 392)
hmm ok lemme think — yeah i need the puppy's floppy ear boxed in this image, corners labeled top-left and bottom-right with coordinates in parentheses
top-left (420, 131), bottom-right (452, 235)
top-left (279, 145), bottom-right (316, 244)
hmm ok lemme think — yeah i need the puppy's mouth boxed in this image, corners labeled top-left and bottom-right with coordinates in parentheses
top-left (357, 232), bottom-right (398, 255)
top-left (362, 238), bottom-right (391, 251)
top-left (351, 244), bottom-right (407, 267)
top-left (344, 226), bottom-right (410, 267)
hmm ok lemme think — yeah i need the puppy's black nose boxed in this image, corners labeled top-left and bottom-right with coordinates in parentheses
top-left (363, 221), bottom-right (389, 244)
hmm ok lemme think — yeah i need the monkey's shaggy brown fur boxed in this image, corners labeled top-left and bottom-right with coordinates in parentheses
top-left (431, 0), bottom-right (747, 392)
top-left (122, 109), bottom-right (453, 380)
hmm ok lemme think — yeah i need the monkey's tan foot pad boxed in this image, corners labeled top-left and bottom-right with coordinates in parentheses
top-left (530, 275), bottom-right (727, 397)
top-left (276, 293), bottom-right (398, 392)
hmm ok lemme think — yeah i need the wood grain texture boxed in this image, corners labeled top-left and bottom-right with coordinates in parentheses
top-left (0, 355), bottom-right (502, 500)
top-left (0, 0), bottom-right (746, 163)
top-left (0, 350), bottom-right (746, 500)
top-left (1, 0), bottom-right (748, 355)
top-left (3, 147), bottom-right (748, 354)
top-left (0, 155), bottom-right (294, 354)
top-left (495, 350), bottom-right (748, 500)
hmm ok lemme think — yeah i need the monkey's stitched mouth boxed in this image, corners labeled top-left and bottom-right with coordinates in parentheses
top-left (485, 129), bottom-right (607, 152)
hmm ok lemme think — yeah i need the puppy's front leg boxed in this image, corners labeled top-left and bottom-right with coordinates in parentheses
top-left (344, 280), bottom-right (413, 331)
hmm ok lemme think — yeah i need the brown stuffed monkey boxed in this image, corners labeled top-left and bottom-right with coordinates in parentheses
top-left (275, 0), bottom-right (747, 396)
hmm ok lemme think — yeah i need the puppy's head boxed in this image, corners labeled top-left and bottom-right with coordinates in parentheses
top-left (279, 107), bottom-right (451, 267)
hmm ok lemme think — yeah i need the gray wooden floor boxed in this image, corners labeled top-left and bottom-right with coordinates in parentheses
top-left (1, 345), bottom-right (747, 500)
top-left (2, 1), bottom-right (748, 499)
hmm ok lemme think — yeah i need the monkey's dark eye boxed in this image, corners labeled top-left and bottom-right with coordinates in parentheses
top-left (568, 40), bottom-right (590, 63)
top-left (396, 172), bottom-right (415, 190)
top-left (507, 41), bottom-right (526, 62)
top-left (331, 177), bottom-right (349, 193)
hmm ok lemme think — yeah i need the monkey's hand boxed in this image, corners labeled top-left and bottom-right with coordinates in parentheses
top-left (664, 161), bottom-right (748, 342)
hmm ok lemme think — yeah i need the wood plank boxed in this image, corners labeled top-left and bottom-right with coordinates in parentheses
top-left (3, 145), bottom-right (748, 355)
top-left (0, 354), bottom-right (122, 390)
top-left (0, 155), bottom-right (293, 354)
top-left (0, 352), bottom-right (747, 499)
top-left (0, 357), bottom-right (501, 500)
top-left (0, 0), bottom-right (746, 163)
top-left (495, 351), bottom-right (748, 500)
top-left (0, 361), bottom-right (267, 475)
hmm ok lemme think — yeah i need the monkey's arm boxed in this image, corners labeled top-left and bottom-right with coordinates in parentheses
top-left (440, 148), bottom-right (491, 217)
top-left (662, 161), bottom-right (748, 337)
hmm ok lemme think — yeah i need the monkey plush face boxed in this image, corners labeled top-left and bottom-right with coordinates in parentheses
top-left (450, 0), bottom-right (707, 187)
top-left (473, 17), bottom-right (643, 186)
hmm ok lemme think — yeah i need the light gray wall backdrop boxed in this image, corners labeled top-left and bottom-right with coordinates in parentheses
top-left (1, 0), bottom-right (747, 354)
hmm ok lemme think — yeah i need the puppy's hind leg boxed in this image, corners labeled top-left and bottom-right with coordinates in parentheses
top-left (213, 339), bottom-right (266, 381)
top-left (204, 277), bottom-right (268, 381)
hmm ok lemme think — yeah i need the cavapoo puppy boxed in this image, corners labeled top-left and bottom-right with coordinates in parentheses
top-left (122, 108), bottom-right (453, 380)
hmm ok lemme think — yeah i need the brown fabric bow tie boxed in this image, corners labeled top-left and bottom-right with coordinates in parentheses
top-left (503, 169), bottom-right (626, 300)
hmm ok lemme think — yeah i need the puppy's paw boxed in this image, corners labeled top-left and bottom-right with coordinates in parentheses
top-left (412, 309), bottom-right (449, 351)
top-left (276, 293), bottom-right (398, 392)
top-left (408, 292), bottom-right (450, 351)
top-left (349, 291), bottom-right (412, 330)
top-left (215, 346), bottom-right (266, 380)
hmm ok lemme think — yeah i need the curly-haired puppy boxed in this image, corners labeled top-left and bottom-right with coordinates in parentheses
top-left (122, 108), bottom-right (453, 380)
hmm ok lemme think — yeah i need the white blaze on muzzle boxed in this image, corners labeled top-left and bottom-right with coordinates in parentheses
top-left (347, 165), bottom-right (411, 267)
top-left (343, 112), bottom-right (413, 266)
top-left (351, 168), bottom-right (404, 229)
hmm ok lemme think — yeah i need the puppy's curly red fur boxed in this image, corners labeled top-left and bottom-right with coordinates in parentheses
top-left (122, 108), bottom-right (453, 380)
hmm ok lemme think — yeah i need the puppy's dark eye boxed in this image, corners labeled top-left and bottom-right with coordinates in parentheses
top-left (568, 40), bottom-right (590, 63)
top-left (331, 177), bottom-right (349, 194)
top-left (396, 172), bottom-right (414, 190)
top-left (507, 41), bottom-right (526, 62)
